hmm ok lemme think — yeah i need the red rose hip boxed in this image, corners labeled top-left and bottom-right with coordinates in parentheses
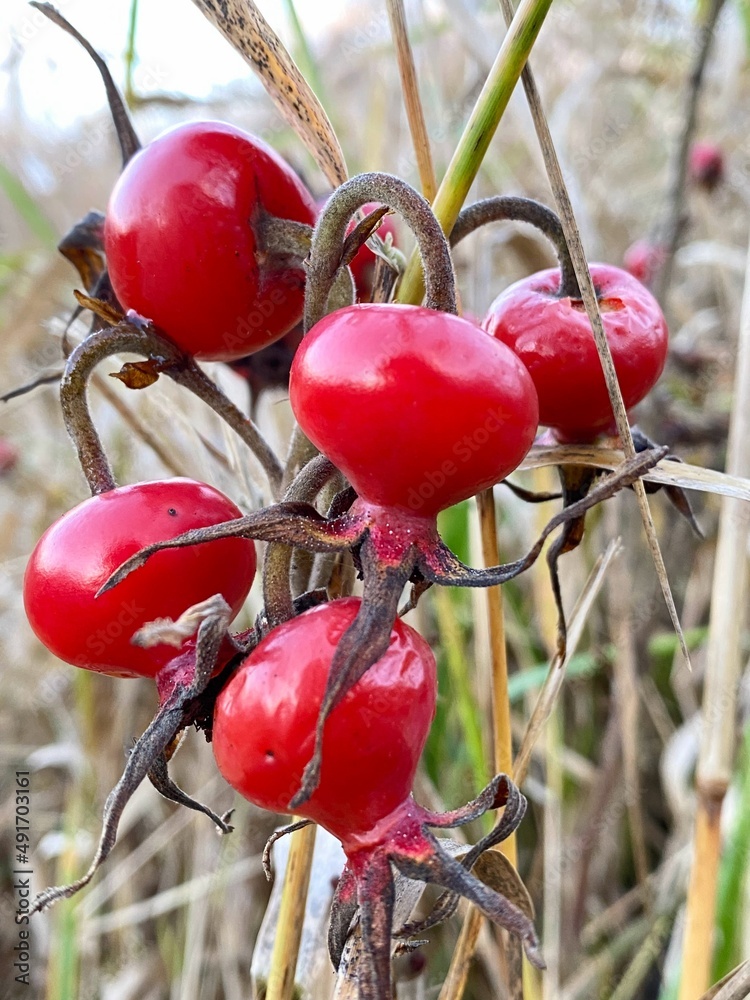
top-left (105, 121), bottom-right (317, 362)
top-left (24, 478), bottom-right (256, 678)
top-left (212, 598), bottom-right (436, 842)
top-left (483, 264), bottom-right (668, 441)
top-left (290, 303), bottom-right (539, 515)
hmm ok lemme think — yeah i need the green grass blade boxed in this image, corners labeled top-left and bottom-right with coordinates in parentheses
top-left (396, 0), bottom-right (554, 305)
top-left (0, 164), bottom-right (57, 246)
top-left (713, 724), bottom-right (750, 977)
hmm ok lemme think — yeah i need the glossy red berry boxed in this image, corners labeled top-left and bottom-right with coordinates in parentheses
top-left (289, 304), bottom-right (539, 515)
top-left (483, 264), bottom-right (668, 442)
top-left (212, 598), bottom-right (436, 844)
top-left (24, 479), bottom-right (256, 679)
top-left (688, 141), bottom-right (724, 192)
top-left (105, 121), bottom-right (317, 362)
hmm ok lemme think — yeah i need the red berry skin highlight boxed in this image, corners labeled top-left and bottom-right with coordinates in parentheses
top-left (105, 121), bottom-right (317, 362)
top-left (483, 264), bottom-right (668, 441)
top-left (290, 303), bottom-right (539, 516)
top-left (24, 479), bottom-right (256, 679)
top-left (212, 598), bottom-right (436, 845)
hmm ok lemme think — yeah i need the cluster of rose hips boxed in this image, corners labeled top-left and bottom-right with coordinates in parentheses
top-left (20, 11), bottom-right (681, 998)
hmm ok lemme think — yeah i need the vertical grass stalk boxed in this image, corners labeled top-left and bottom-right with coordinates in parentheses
top-left (437, 488), bottom-right (519, 1000)
top-left (386, 0), bottom-right (437, 201)
top-left (678, 220), bottom-right (750, 1000)
top-left (265, 821), bottom-right (318, 1000)
top-left (396, 0), bottom-right (555, 305)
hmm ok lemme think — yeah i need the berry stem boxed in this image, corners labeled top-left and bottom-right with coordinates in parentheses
top-left (451, 196), bottom-right (580, 298)
top-left (305, 171), bottom-right (456, 332)
top-left (60, 321), bottom-right (283, 497)
top-left (258, 213), bottom-right (355, 315)
top-left (264, 456), bottom-right (338, 629)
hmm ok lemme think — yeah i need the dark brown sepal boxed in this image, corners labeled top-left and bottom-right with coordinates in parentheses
top-left (262, 820), bottom-right (315, 881)
top-left (29, 607), bottom-right (235, 915)
top-left (289, 536), bottom-right (418, 810)
top-left (30, 4), bottom-right (140, 167)
top-left (390, 831), bottom-right (543, 970)
top-left (57, 210), bottom-right (106, 291)
top-left (502, 478), bottom-right (562, 503)
top-left (340, 206), bottom-right (391, 267)
top-left (99, 503), bottom-right (368, 597)
top-left (631, 426), bottom-right (703, 536)
top-left (148, 741), bottom-right (234, 833)
top-left (328, 860), bottom-right (359, 969)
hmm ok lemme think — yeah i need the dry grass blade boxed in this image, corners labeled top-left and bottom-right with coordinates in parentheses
top-left (519, 445), bottom-right (750, 502)
top-left (190, 0), bottom-right (347, 187)
top-left (679, 223), bottom-right (750, 1000)
top-left (266, 822), bottom-right (317, 1000)
top-left (386, 0), bottom-right (437, 201)
top-left (30, 2), bottom-right (140, 165)
top-left (495, 0), bottom-right (689, 666)
top-left (436, 909), bottom-right (484, 1000)
top-left (698, 962), bottom-right (750, 1000)
top-left (607, 520), bottom-right (649, 896)
top-left (514, 538), bottom-right (621, 786)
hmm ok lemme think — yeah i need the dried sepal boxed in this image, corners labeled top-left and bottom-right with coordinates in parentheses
top-left (29, 603), bottom-right (242, 915)
top-left (30, 3), bottom-right (140, 167)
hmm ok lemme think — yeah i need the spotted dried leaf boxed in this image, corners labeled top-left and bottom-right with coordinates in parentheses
top-left (191, 0), bottom-right (347, 187)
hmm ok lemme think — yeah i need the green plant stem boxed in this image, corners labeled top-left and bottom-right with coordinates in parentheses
top-left (434, 587), bottom-right (491, 794)
top-left (124, 0), bottom-right (139, 107)
top-left (396, 0), bottom-right (555, 305)
top-left (713, 726), bottom-right (750, 978)
top-left (281, 0), bottom-right (327, 107)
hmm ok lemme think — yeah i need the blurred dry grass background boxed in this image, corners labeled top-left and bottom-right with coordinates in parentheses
top-left (1, 0), bottom-right (750, 997)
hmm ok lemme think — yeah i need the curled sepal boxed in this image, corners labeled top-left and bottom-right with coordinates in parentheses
top-left (419, 773), bottom-right (520, 832)
top-left (99, 503), bottom-right (368, 597)
top-left (545, 464), bottom-right (598, 657)
top-left (396, 774), bottom-right (526, 939)
top-left (631, 427), bottom-right (703, 537)
top-left (148, 735), bottom-right (234, 833)
top-left (29, 603), bottom-right (240, 915)
top-left (418, 446), bottom-right (668, 656)
top-left (31, 3), bottom-right (140, 167)
top-left (390, 829), bottom-right (543, 969)
top-left (262, 819), bottom-right (315, 881)
top-left (288, 535), bottom-right (419, 810)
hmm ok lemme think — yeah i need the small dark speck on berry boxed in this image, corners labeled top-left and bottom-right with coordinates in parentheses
top-left (168, 508), bottom-right (177, 516)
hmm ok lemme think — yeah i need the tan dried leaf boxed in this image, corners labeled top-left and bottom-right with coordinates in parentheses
top-left (109, 360), bottom-right (161, 390)
top-left (462, 850), bottom-right (535, 921)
